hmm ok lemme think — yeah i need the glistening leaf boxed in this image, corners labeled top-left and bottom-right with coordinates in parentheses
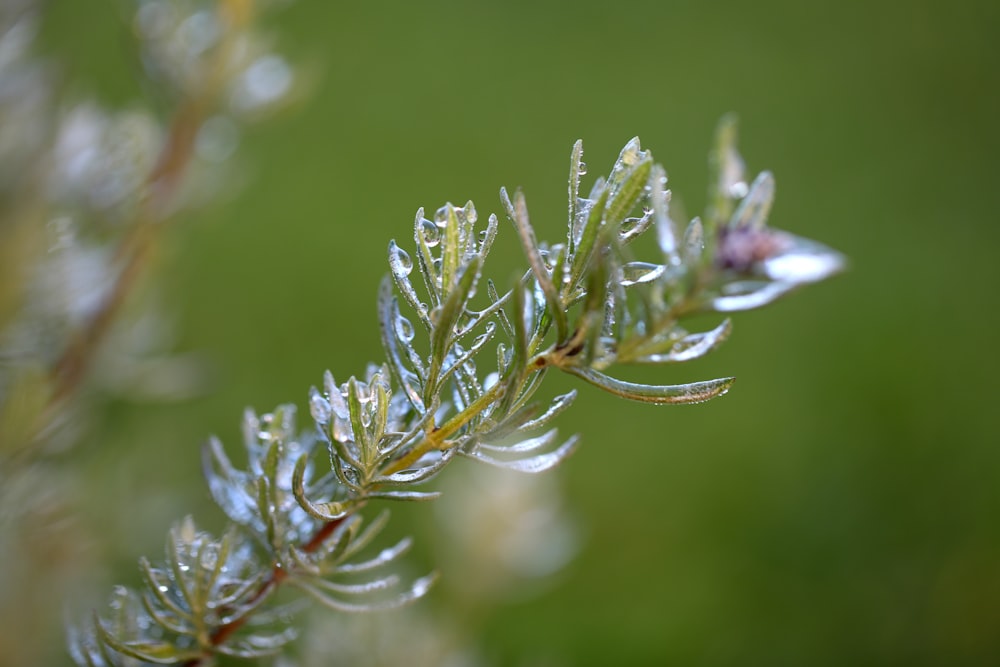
top-left (462, 434), bottom-right (579, 473)
top-left (563, 366), bottom-right (735, 404)
top-left (501, 187), bottom-right (568, 342)
top-left (426, 255), bottom-right (481, 398)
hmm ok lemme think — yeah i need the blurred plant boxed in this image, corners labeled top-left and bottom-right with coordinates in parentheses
top-left (0, 0), bottom-right (297, 664)
top-left (71, 113), bottom-right (843, 664)
top-left (290, 465), bottom-right (578, 667)
top-left (0, 0), bottom-right (297, 463)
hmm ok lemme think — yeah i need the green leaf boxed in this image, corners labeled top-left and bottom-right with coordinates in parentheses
top-left (706, 113), bottom-right (743, 231)
top-left (293, 453), bottom-right (350, 521)
top-left (730, 170), bottom-right (775, 230)
top-left (365, 490), bottom-right (442, 502)
top-left (388, 239), bottom-right (430, 329)
top-left (138, 557), bottom-right (193, 623)
top-left (501, 187), bottom-right (568, 342)
top-left (650, 164), bottom-right (679, 264)
top-left (425, 254), bottom-right (481, 399)
top-left (479, 212), bottom-right (499, 258)
top-left (605, 156), bottom-right (652, 229)
top-left (567, 183), bottom-right (609, 294)
top-left (377, 276), bottom-right (425, 413)
top-left (564, 366), bottom-right (735, 404)
top-left (413, 207), bottom-right (442, 307)
top-left (93, 614), bottom-right (203, 664)
top-left (463, 434), bottom-right (579, 473)
top-left (339, 510), bottom-right (391, 563)
top-left (346, 377), bottom-right (372, 470)
top-left (510, 278), bottom-right (530, 376)
top-left (628, 319), bottom-right (733, 364)
top-left (441, 203), bottom-right (461, 293)
top-left (567, 139), bottom-right (584, 254)
top-left (488, 279), bottom-right (514, 340)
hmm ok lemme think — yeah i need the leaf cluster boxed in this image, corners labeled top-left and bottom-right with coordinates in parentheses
top-left (74, 119), bottom-right (842, 665)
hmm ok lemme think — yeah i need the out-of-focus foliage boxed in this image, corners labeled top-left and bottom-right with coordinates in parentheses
top-left (0, 1), bottom-right (297, 664)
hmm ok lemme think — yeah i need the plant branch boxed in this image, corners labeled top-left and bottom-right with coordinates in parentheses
top-left (181, 515), bottom-right (349, 667)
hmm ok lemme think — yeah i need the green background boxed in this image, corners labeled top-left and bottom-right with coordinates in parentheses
top-left (43, 0), bottom-right (1000, 664)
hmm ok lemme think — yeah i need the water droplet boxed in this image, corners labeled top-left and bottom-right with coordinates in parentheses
top-left (620, 262), bottom-right (664, 287)
top-left (463, 200), bottom-right (477, 224)
top-left (158, 585), bottom-right (169, 593)
top-left (434, 205), bottom-right (449, 228)
top-left (418, 219), bottom-right (440, 247)
top-left (389, 243), bottom-right (412, 276)
top-left (578, 161), bottom-right (587, 175)
top-left (355, 381), bottom-right (372, 404)
top-left (333, 418), bottom-right (354, 443)
top-left (538, 247), bottom-right (554, 271)
top-left (395, 314), bottom-right (415, 342)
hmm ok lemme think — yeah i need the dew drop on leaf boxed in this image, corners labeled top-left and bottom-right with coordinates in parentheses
top-left (389, 244), bottom-right (413, 276)
top-left (620, 262), bottom-right (664, 287)
top-left (394, 314), bottom-right (415, 343)
top-left (418, 219), bottom-right (440, 248)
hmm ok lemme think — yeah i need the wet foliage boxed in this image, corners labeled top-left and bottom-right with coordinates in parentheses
top-left (73, 113), bottom-right (841, 664)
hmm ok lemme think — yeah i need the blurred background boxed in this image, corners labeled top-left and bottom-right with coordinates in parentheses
top-left (15, 0), bottom-right (1000, 664)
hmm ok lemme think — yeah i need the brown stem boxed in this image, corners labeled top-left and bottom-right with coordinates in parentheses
top-left (45, 100), bottom-right (203, 410)
top-left (181, 516), bottom-right (348, 667)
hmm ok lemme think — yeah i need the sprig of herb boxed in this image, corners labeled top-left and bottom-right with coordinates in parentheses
top-left (73, 119), bottom-right (842, 666)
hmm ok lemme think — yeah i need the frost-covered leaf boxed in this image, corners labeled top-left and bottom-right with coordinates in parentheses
top-left (707, 114), bottom-right (745, 230)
